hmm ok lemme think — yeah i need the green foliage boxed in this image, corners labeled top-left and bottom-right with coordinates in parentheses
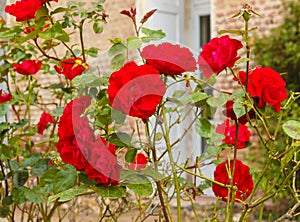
top-left (253, 0), bottom-right (300, 91)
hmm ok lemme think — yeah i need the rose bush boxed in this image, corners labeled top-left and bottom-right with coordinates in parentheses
top-left (0, 1), bottom-right (299, 222)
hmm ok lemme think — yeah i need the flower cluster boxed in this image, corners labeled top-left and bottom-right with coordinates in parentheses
top-left (57, 96), bottom-right (120, 186)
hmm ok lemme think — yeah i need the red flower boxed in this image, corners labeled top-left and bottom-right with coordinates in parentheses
top-left (212, 160), bottom-right (254, 202)
top-left (57, 96), bottom-right (93, 170)
top-left (224, 100), bottom-right (254, 124)
top-left (84, 138), bottom-right (120, 186)
top-left (108, 62), bottom-right (166, 120)
top-left (141, 43), bottom-right (197, 76)
top-left (37, 112), bottom-right (53, 135)
top-left (247, 67), bottom-right (287, 112)
top-left (216, 119), bottom-right (251, 149)
top-left (13, 60), bottom-right (42, 75)
top-left (198, 35), bottom-right (243, 78)
top-left (129, 153), bottom-right (148, 170)
top-left (5, 0), bottom-right (42, 22)
top-left (54, 57), bottom-right (88, 80)
top-left (0, 90), bottom-right (12, 104)
top-left (39, 0), bottom-right (58, 2)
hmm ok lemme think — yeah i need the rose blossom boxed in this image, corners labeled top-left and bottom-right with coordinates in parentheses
top-left (141, 42), bottom-right (197, 76)
top-left (37, 112), bottom-right (53, 135)
top-left (224, 100), bottom-right (254, 124)
top-left (0, 90), bottom-right (12, 104)
top-left (129, 153), bottom-right (148, 170)
top-left (108, 61), bottom-right (166, 120)
top-left (216, 119), bottom-right (251, 149)
top-left (54, 57), bottom-right (88, 80)
top-left (212, 160), bottom-right (254, 202)
top-left (247, 67), bottom-right (287, 112)
top-left (84, 138), bottom-right (120, 186)
top-left (5, 0), bottom-right (42, 22)
top-left (57, 96), bottom-right (93, 170)
top-left (13, 60), bottom-right (42, 75)
top-left (198, 35), bottom-right (243, 78)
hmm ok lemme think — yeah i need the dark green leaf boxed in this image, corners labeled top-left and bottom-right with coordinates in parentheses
top-left (24, 187), bottom-right (44, 203)
top-left (20, 152), bottom-right (42, 168)
top-left (125, 148), bottom-right (137, 164)
top-left (196, 118), bottom-right (213, 138)
top-left (13, 169), bottom-right (29, 187)
top-left (93, 22), bottom-right (103, 34)
top-left (124, 174), bottom-right (153, 196)
top-left (12, 187), bottom-right (26, 205)
top-left (108, 132), bottom-right (131, 147)
top-left (31, 158), bottom-right (52, 176)
top-left (39, 22), bottom-right (69, 42)
top-left (53, 164), bottom-right (77, 194)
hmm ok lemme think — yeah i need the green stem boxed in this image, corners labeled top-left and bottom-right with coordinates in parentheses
top-left (79, 20), bottom-right (86, 62)
top-left (244, 20), bottom-right (250, 91)
top-left (161, 106), bottom-right (181, 222)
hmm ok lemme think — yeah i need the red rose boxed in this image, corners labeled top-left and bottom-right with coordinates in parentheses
top-left (198, 35), bottom-right (243, 78)
top-left (0, 90), bottom-right (12, 104)
top-left (141, 42), bottom-right (197, 76)
top-left (108, 62), bottom-right (166, 120)
top-left (57, 96), bottom-right (93, 170)
top-left (54, 57), bottom-right (88, 80)
top-left (84, 138), bottom-right (120, 186)
top-left (13, 60), bottom-right (42, 76)
top-left (5, 0), bottom-right (42, 22)
top-left (234, 70), bottom-right (247, 85)
top-left (247, 67), bottom-right (287, 112)
top-left (39, 0), bottom-right (58, 2)
top-left (216, 119), bottom-right (251, 149)
top-left (212, 160), bottom-right (254, 202)
top-left (37, 112), bottom-right (53, 135)
top-left (224, 100), bottom-right (254, 124)
top-left (13, 60), bottom-right (42, 75)
top-left (129, 153), bottom-right (148, 170)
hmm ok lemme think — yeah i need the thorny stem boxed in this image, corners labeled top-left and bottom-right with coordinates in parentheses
top-left (244, 20), bottom-right (250, 91)
top-left (33, 38), bottom-right (60, 61)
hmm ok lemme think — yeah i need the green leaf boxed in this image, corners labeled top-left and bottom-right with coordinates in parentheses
top-left (125, 148), bottom-right (137, 164)
top-left (108, 132), bottom-right (131, 147)
top-left (39, 22), bottom-right (69, 42)
top-left (31, 158), bottom-right (52, 176)
top-left (233, 101), bottom-right (246, 119)
top-left (181, 92), bottom-right (208, 105)
top-left (236, 58), bottom-right (250, 65)
top-left (92, 185), bottom-right (126, 198)
top-left (172, 90), bottom-right (186, 99)
top-left (12, 187), bottom-right (26, 205)
top-left (0, 104), bottom-right (8, 117)
top-left (282, 120), bottom-right (300, 140)
top-left (24, 187), bottom-right (44, 203)
top-left (20, 152), bottom-right (42, 168)
top-left (138, 169), bottom-right (165, 181)
top-left (13, 169), bottom-right (29, 187)
top-left (48, 186), bottom-right (89, 202)
top-left (125, 174), bottom-right (153, 196)
top-left (11, 118), bottom-right (28, 129)
top-left (126, 37), bottom-right (142, 50)
top-left (93, 22), bottom-right (103, 34)
top-left (87, 47), bottom-right (99, 58)
top-left (72, 73), bottom-right (103, 87)
top-left (0, 122), bottom-right (10, 133)
top-left (196, 118), bottom-right (213, 138)
top-left (206, 93), bottom-right (228, 107)
top-left (53, 164), bottom-right (77, 194)
top-left (111, 109), bottom-right (126, 124)
top-left (281, 146), bottom-right (296, 169)
top-left (50, 7), bottom-right (70, 15)
top-left (110, 54), bottom-right (126, 71)
top-left (108, 43), bottom-right (127, 56)
top-left (141, 27), bottom-right (166, 42)
top-left (53, 107), bottom-right (64, 117)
